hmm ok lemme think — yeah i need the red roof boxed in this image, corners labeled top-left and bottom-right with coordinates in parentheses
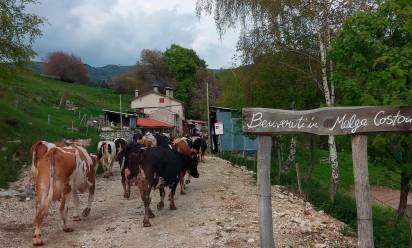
top-left (137, 118), bottom-right (175, 128)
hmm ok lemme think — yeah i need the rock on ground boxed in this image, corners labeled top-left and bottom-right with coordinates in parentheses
top-left (0, 156), bottom-right (356, 247)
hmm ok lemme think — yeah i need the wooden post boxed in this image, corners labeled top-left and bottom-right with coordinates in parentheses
top-left (257, 135), bottom-right (275, 248)
top-left (71, 120), bottom-right (74, 132)
top-left (406, 203), bottom-right (412, 246)
top-left (120, 94), bottom-right (123, 137)
top-left (295, 162), bottom-right (302, 195)
top-left (352, 135), bottom-right (374, 248)
top-left (206, 81), bottom-right (211, 154)
top-left (47, 114), bottom-right (50, 125)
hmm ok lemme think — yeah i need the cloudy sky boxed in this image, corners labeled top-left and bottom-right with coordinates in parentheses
top-left (28, 0), bottom-right (240, 69)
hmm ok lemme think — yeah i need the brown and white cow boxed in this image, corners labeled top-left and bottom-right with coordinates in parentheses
top-left (97, 141), bottom-right (116, 177)
top-left (29, 140), bottom-right (66, 182)
top-left (32, 145), bottom-right (96, 246)
top-left (173, 137), bottom-right (198, 194)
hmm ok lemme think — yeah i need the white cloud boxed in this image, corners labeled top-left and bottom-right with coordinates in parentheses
top-left (30, 0), bottom-right (240, 68)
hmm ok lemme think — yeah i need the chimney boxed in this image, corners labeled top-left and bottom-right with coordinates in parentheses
top-left (165, 87), bottom-right (174, 98)
top-left (134, 89), bottom-right (139, 98)
top-left (153, 84), bottom-right (159, 93)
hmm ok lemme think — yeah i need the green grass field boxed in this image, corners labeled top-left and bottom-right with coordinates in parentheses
top-left (0, 70), bottom-right (131, 188)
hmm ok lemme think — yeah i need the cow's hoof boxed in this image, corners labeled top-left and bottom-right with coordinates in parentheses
top-left (32, 235), bottom-right (44, 246)
top-left (124, 191), bottom-right (130, 199)
top-left (82, 207), bottom-right (91, 217)
top-left (148, 209), bottom-right (155, 218)
top-left (63, 227), bottom-right (74, 232)
top-left (170, 204), bottom-right (177, 210)
top-left (143, 221), bottom-right (152, 227)
top-left (185, 179), bottom-right (191, 184)
top-left (73, 216), bottom-right (81, 221)
top-left (103, 174), bottom-right (109, 178)
top-left (180, 191), bottom-right (186, 195)
top-left (157, 202), bottom-right (164, 210)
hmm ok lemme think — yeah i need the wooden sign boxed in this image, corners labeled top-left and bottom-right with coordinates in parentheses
top-left (243, 106), bottom-right (412, 135)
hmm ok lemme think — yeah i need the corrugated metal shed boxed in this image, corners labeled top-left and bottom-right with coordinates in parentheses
top-left (210, 106), bottom-right (256, 152)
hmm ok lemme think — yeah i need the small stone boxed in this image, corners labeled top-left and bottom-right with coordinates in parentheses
top-left (25, 197), bottom-right (30, 201)
top-left (314, 244), bottom-right (327, 248)
top-left (247, 238), bottom-right (255, 243)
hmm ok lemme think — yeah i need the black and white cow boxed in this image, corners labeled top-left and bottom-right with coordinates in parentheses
top-left (117, 143), bottom-right (146, 199)
top-left (97, 141), bottom-right (116, 177)
top-left (136, 146), bottom-right (199, 227)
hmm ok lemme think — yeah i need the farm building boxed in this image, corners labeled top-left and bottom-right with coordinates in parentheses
top-left (130, 86), bottom-right (184, 135)
top-left (209, 106), bottom-right (256, 153)
top-left (101, 109), bottom-right (137, 129)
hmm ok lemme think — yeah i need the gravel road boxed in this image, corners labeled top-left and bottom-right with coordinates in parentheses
top-left (0, 156), bottom-right (356, 247)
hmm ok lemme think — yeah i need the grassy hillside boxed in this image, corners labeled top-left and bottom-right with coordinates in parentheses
top-left (0, 70), bottom-right (131, 187)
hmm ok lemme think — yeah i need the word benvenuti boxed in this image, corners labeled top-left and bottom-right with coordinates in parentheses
top-left (242, 106), bottom-right (412, 135)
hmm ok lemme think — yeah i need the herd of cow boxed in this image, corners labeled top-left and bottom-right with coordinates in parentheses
top-left (29, 133), bottom-right (208, 246)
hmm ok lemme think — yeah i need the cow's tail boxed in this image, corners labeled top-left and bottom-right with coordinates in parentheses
top-left (46, 149), bottom-right (56, 206)
top-left (31, 151), bottom-right (37, 183)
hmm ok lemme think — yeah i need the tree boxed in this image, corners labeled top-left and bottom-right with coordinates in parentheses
top-left (139, 49), bottom-right (171, 91)
top-left (0, 0), bottom-right (44, 73)
top-left (164, 44), bottom-right (207, 118)
top-left (43, 51), bottom-right (89, 83)
top-left (110, 65), bottom-right (153, 94)
top-left (110, 49), bottom-right (171, 94)
top-left (196, 0), bottom-right (374, 202)
top-left (331, 0), bottom-right (412, 224)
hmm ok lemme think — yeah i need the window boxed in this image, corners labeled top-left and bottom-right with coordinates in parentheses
top-left (159, 97), bottom-right (165, 103)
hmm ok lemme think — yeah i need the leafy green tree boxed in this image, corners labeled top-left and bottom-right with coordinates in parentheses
top-left (0, 0), bottom-right (44, 74)
top-left (164, 44), bottom-right (206, 81)
top-left (196, 0), bottom-right (374, 202)
top-left (164, 44), bottom-right (207, 118)
top-left (332, 0), bottom-right (412, 223)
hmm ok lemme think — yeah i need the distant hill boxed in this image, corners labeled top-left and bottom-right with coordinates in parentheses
top-left (29, 61), bottom-right (133, 84)
top-left (85, 64), bottom-right (133, 83)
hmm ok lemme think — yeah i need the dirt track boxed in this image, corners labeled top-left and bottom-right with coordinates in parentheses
top-left (0, 156), bottom-right (355, 247)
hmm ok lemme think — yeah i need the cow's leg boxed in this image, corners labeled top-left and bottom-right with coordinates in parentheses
top-left (137, 178), bottom-right (153, 227)
top-left (123, 168), bottom-right (131, 199)
top-left (72, 190), bottom-right (81, 221)
top-left (82, 183), bottom-right (94, 217)
top-left (60, 192), bottom-right (74, 232)
top-left (169, 181), bottom-right (178, 210)
top-left (102, 162), bottom-right (109, 178)
top-left (185, 173), bottom-right (192, 185)
top-left (179, 170), bottom-right (186, 195)
top-left (108, 159), bottom-right (114, 176)
top-left (33, 185), bottom-right (51, 246)
top-left (157, 186), bottom-right (165, 210)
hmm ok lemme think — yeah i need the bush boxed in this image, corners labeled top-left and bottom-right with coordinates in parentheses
top-left (44, 51), bottom-right (89, 83)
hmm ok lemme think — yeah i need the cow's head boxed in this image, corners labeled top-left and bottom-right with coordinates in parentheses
top-left (187, 156), bottom-right (199, 178)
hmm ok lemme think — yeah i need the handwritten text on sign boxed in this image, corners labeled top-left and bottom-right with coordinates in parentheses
top-left (242, 106), bottom-right (412, 135)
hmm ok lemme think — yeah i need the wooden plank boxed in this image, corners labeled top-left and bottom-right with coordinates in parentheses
top-left (352, 135), bottom-right (374, 248)
top-left (257, 136), bottom-right (276, 248)
top-left (243, 106), bottom-right (412, 135)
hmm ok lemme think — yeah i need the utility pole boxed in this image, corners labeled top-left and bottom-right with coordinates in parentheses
top-left (206, 81), bottom-right (211, 153)
top-left (120, 94), bottom-right (123, 137)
